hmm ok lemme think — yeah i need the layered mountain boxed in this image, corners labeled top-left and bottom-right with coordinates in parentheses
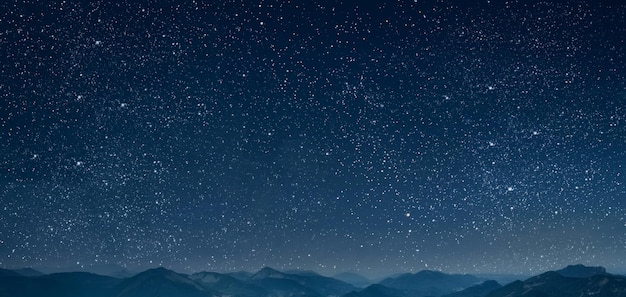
top-left (473, 274), bottom-right (526, 286)
top-left (379, 270), bottom-right (484, 296)
top-left (0, 269), bottom-right (21, 278)
top-left (249, 267), bottom-right (357, 297)
top-left (486, 266), bottom-right (626, 297)
top-left (12, 268), bottom-right (45, 277)
top-left (226, 271), bottom-right (255, 281)
top-left (333, 272), bottom-right (373, 288)
top-left (114, 267), bottom-right (213, 297)
top-left (441, 280), bottom-right (502, 297)
top-left (190, 271), bottom-right (269, 297)
top-left (343, 284), bottom-right (410, 297)
top-left (2, 264), bottom-right (625, 297)
top-left (557, 264), bottom-right (608, 278)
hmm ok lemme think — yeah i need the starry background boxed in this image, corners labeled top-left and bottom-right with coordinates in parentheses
top-left (1, 0), bottom-right (625, 278)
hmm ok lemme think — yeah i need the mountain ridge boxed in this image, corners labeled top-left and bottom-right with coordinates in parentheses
top-left (1, 264), bottom-right (625, 297)
top-left (379, 269), bottom-right (484, 296)
top-left (485, 269), bottom-right (626, 297)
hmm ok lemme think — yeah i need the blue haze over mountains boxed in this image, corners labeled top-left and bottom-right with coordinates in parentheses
top-left (1, 264), bottom-right (626, 297)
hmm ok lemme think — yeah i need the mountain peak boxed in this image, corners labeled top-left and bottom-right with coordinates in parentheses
top-left (116, 266), bottom-right (208, 297)
top-left (380, 270), bottom-right (482, 296)
top-left (129, 266), bottom-right (196, 284)
top-left (414, 270), bottom-right (447, 277)
top-left (556, 264), bottom-right (607, 278)
top-left (141, 266), bottom-right (173, 275)
top-left (486, 266), bottom-right (626, 297)
top-left (252, 267), bottom-right (284, 279)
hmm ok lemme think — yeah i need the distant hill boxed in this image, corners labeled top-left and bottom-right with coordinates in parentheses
top-left (380, 270), bottom-right (483, 296)
top-left (485, 266), bottom-right (626, 297)
top-left (250, 267), bottom-right (356, 297)
top-left (441, 280), bottom-right (502, 297)
top-left (225, 270), bottom-right (254, 280)
top-left (190, 271), bottom-right (268, 297)
top-left (557, 264), bottom-right (608, 278)
top-left (114, 267), bottom-right (211, 297)
top-left (108, 268), bottom-right (135, 279)
top-left (473, 274), bottom-right (526, 285)
top-left (334, 272), bottom-right (373, 288)
top-left (343, 284), bottom-right (410, 297)
top-left (12, 268), bottom-right (45, 277)
top-left (284, 269), bottom-right (323, 277)
top-left (343, 284), bottom-right (411, 297)
top-left (251, 267), bottom-right (286, 280)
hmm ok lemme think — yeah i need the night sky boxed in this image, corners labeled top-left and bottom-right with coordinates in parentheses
top-left (1, 0), bottom-right (625, 278)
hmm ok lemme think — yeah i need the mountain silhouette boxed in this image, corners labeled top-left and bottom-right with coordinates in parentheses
top-left (12, 268), bottom-right (45, 277)
top-left (190, 271), bottom-right (269, 297)
top-left (0, 268), bottom-right (21, 278)
top-left (226, 271), bottom-right (254, 280)
top-left (114, 267), bottom-right (212, 297)
top-left (2, 264), bottom-right (625, 297)
top-left (333, 272), bottom-right (373, 288)
top-left (250, 266), bottom-right (356, 297)
top-left (441, 280), bottom-right (502, 297)
top-left (380, 270), bottom-right (483, 296)
top-left (251, 267), bottom-right (286, 280)
top-left (486, 266), bottom-right (626, 297)
top-left (557, 264), bottom-right (608, 278)
top-left (343, 284), bottom-right (410, 297)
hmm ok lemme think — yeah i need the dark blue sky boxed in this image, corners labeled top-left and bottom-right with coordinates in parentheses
top-left (1, 0), bottom-right (625, 278)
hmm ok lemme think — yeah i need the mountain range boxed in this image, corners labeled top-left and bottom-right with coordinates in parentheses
top-left (485, 265), bottom-right (626, 297)
top-left (0, 264), bottom-right (624, 297)
top-left (378, 269), bottom-right (484, 296)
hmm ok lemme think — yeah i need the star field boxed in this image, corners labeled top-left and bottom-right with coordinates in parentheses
top-left (1, 0), bottom-right (625, 278)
